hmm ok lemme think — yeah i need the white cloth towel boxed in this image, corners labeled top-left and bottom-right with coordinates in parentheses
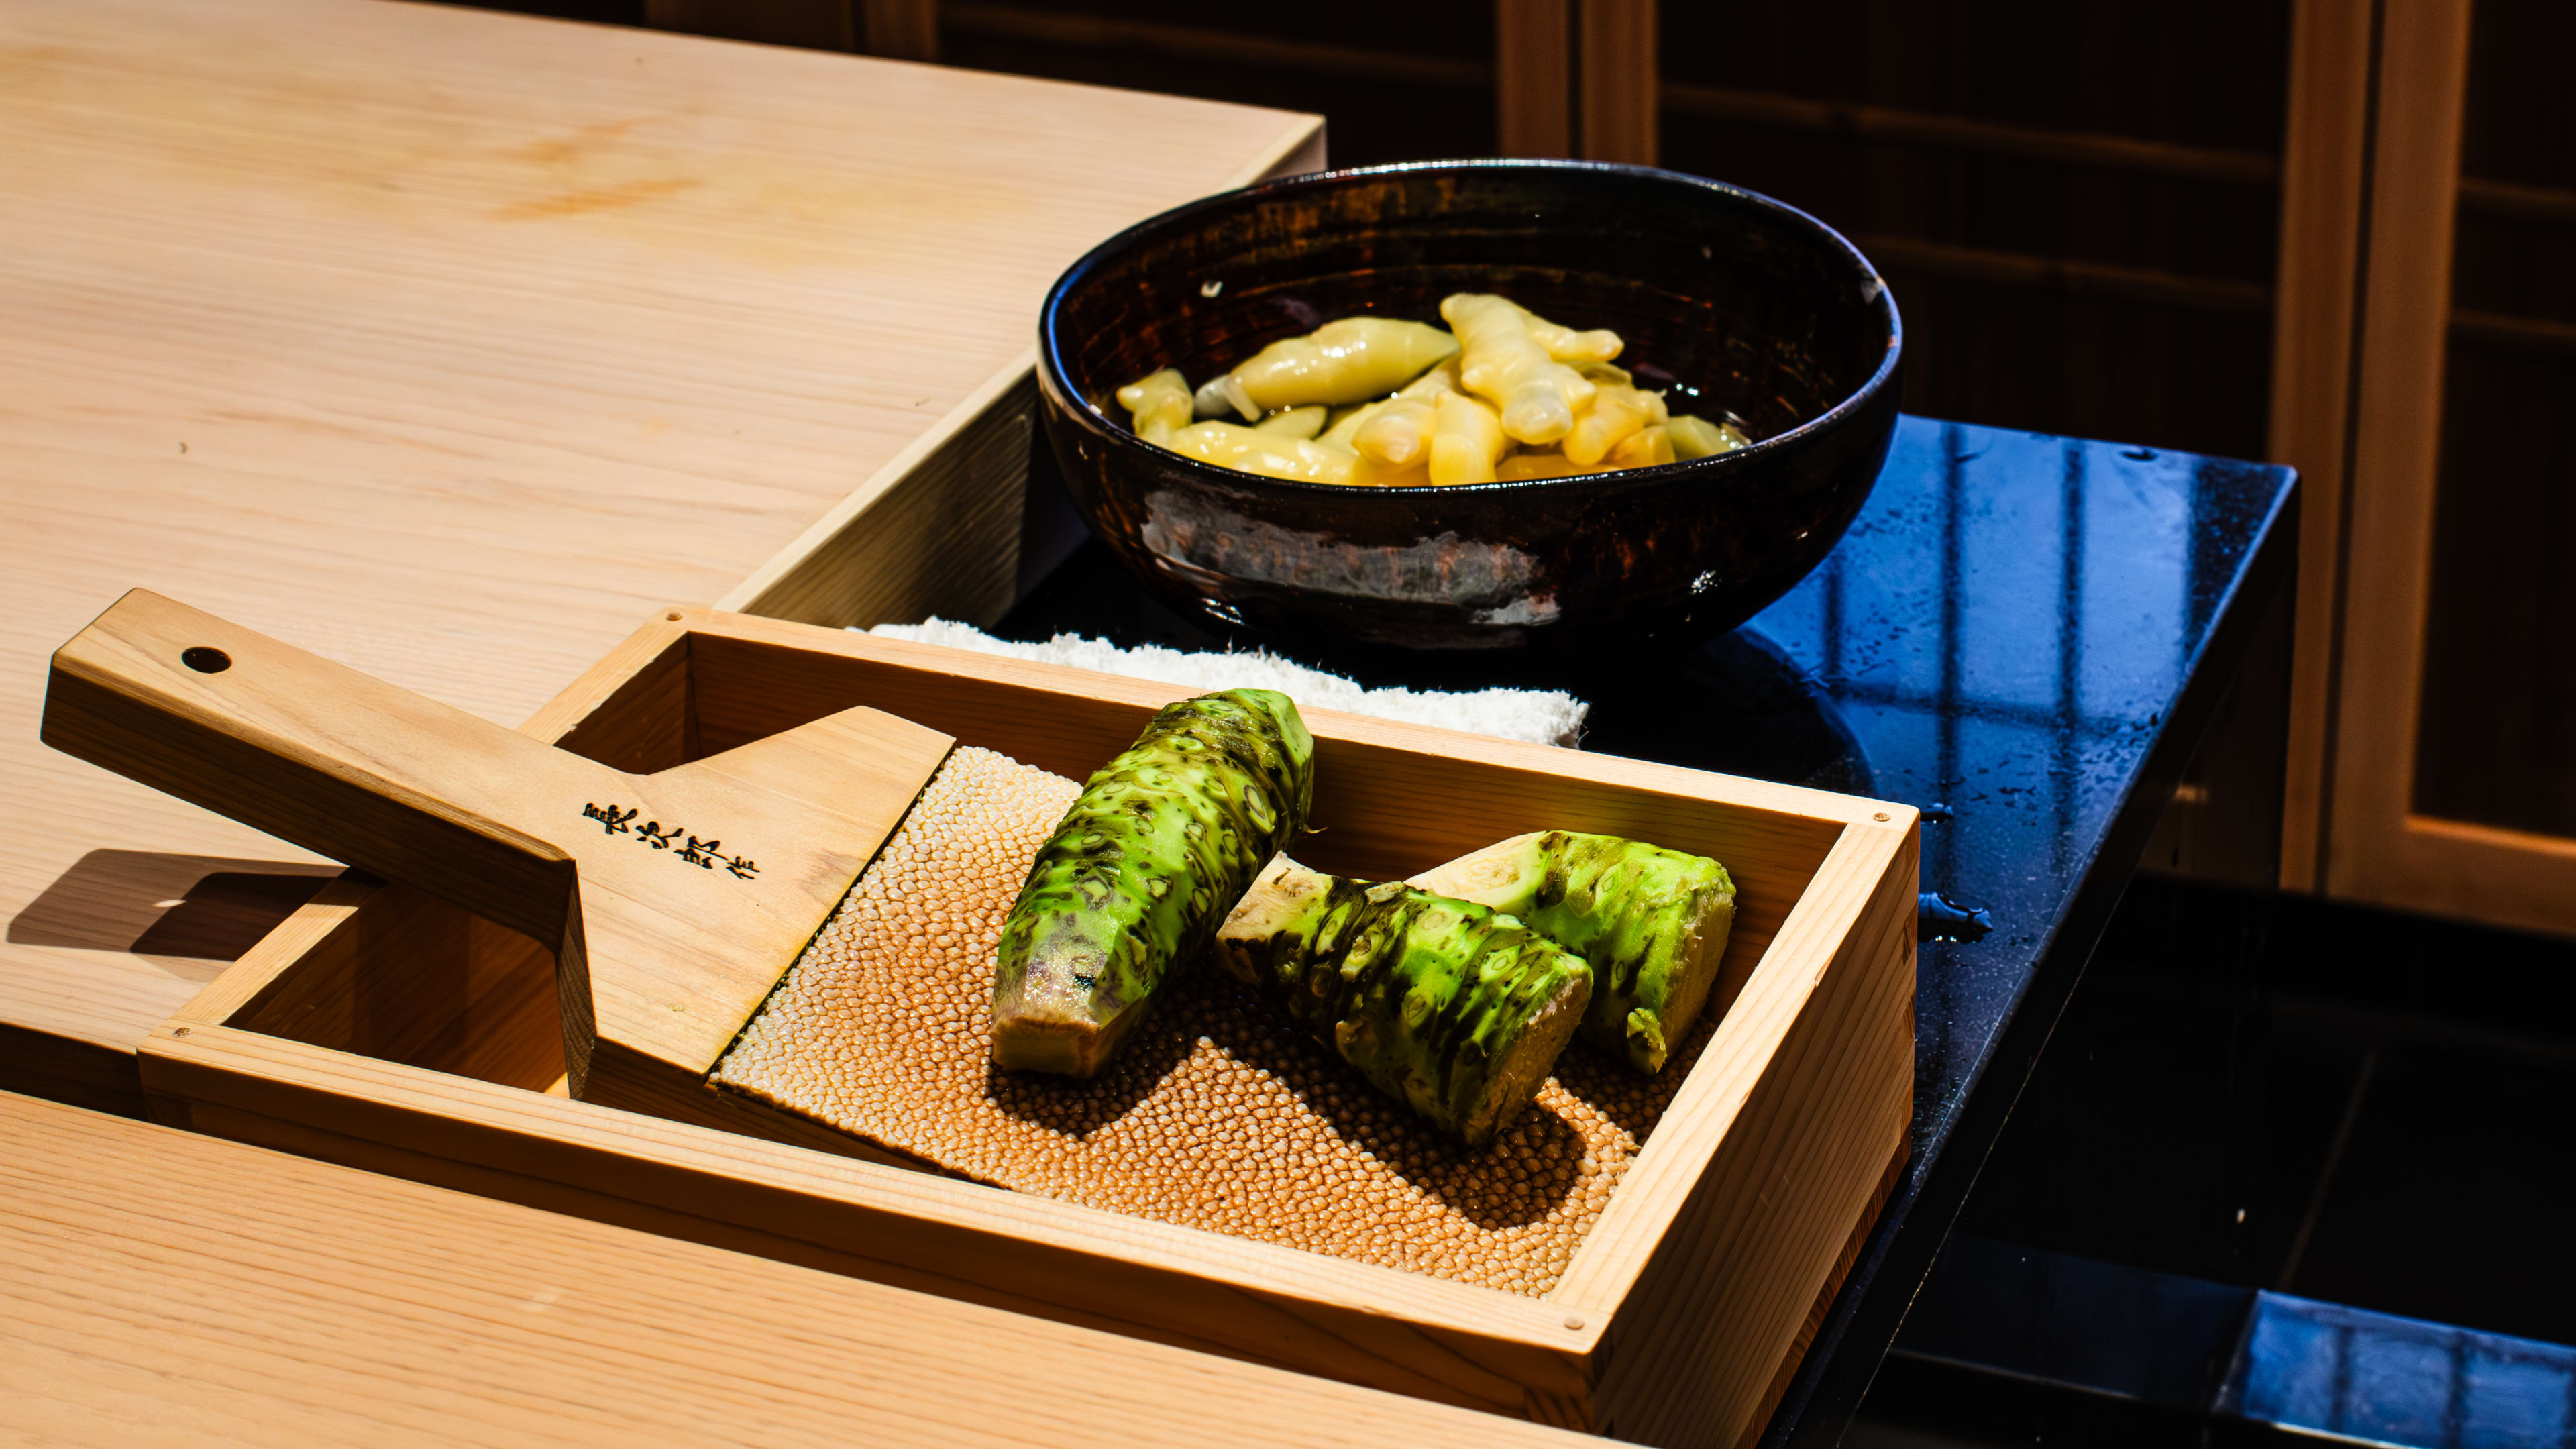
top-left (862, 619), bottom-right (1589, 748)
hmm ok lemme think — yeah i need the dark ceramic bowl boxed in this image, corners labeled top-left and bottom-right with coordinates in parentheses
top-left (1034, 160), bottom-right (1901, 652)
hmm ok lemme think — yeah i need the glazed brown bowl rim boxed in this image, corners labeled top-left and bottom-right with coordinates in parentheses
top-left (1036, 157), bottom-right (1903, 499)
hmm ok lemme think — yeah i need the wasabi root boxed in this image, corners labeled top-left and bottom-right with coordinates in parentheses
top-left (992, 689), bottom-right (1315, 1077)
top-left (1409, 832), bottom-right (1735, 1073)
top-left (1214, 856), bottom-right (1592, 1147)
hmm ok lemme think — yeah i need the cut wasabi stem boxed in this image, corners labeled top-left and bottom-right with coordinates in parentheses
top-left (1408, 832), bottom-right (1736, 1073)
top-left (1214, 856), bottom-right (1593, 1148)
top-left (992, 689), bottom-right (1316, 1077)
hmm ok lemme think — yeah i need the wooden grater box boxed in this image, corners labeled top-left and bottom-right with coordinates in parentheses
top-left (137, 607), bottom-right (1915, 1449)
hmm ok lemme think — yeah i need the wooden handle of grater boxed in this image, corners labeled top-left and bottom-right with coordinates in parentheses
top-left (42, 588), bottom-right (606, 954)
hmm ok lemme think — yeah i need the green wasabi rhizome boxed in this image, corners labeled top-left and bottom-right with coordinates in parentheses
top-left (1213, 856), bottom-right (1592, 1148)
top-left (1411, 830), bottom-right (1735, 1074)
top-left (989, 688), bottom-right (1314, 1077)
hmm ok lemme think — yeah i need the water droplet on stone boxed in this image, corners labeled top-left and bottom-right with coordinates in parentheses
top-left (1917, 892), bottom-right (1993, 943)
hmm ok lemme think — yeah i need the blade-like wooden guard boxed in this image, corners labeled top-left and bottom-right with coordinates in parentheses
top-left (42, 590), bottom-right (952, 1104)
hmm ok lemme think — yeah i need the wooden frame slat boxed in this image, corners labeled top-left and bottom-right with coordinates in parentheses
top-left (1496, 0), bottom-right (1574, 158)
top-left (2271, 0), bottom-right (2382, 893)
top-left (861, 0), bottom-right (941, 61)
top-left (1577, 0), bottom-right (1658, 166)
top-left (2315, 0), bottom-right (2576, 938)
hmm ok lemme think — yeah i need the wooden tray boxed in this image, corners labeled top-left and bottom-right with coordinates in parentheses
top-left (138, 608), bottom-right (1915, 1448)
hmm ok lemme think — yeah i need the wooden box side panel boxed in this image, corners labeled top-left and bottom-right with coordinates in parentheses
top-left (136, 1021), bottom-right (1589, 1419)
top-left (206, 890), bottom-right (940, 1169)
top-left (694, 627), bottom-right (1193, 773)
top-left (543, 629), bottom-right (695, 773)
top-left (1582, 824), bottom-right (1917, 1448)
top-left (220, 879), bottom-right (563, 1095)
top-left (684, 626), bottom-right (1848, 971)
top-left (583, 1036), bottom-right (933, 1171)
top-left (1734, 1146), bottom-right (1909, 1449)
top-left (718, 372), bottom-right (1038, 633)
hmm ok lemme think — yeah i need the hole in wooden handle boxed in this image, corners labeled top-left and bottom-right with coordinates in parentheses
top-left (181, 647), bottom-right (232, 674)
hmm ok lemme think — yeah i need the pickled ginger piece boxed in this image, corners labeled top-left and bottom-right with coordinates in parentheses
top-left (1442, 294), bottom-right (1597, 446)
top-left (1320, 398), bottom-right (1390, 450)
top-left (1353, 400), bottom-right (1435, 466)
top-left (1528, 319), bottom-right (1624, 365)
top-left (1164, 421), bottom-right (1357, 484)
top-left (1193, 374), bottom-right (1250, 422)
top-left (1564, 384), bottom-right (1670, 467)
top-left (1253, 405), bottom-right (1329, 440)
top-left (1607, 423), bottom-right (1676, 470)
top-left (1428, 391), bottom-right (1508, 486)
top-left (1344, 453), bottom-right (1431, 488)
top-left (1668, 413), bottom-right (1752, 459)
top-left (1495, 450), bottom-right (1609, 481)
top-left (1399, 360), bottom-right (1464, 398)
top-left (1116, 368), bottom-right (1196, 446)
top-left (1350, 360), bottom-right (1460, 467)
top-left (1224, 317), bottom-right (1461, 412)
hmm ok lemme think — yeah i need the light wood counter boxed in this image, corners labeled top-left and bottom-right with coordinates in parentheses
top-left (0, 1089), bottom-right (1601, 1447)
top-left (0, 0), bottom-right (1321, 1110)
